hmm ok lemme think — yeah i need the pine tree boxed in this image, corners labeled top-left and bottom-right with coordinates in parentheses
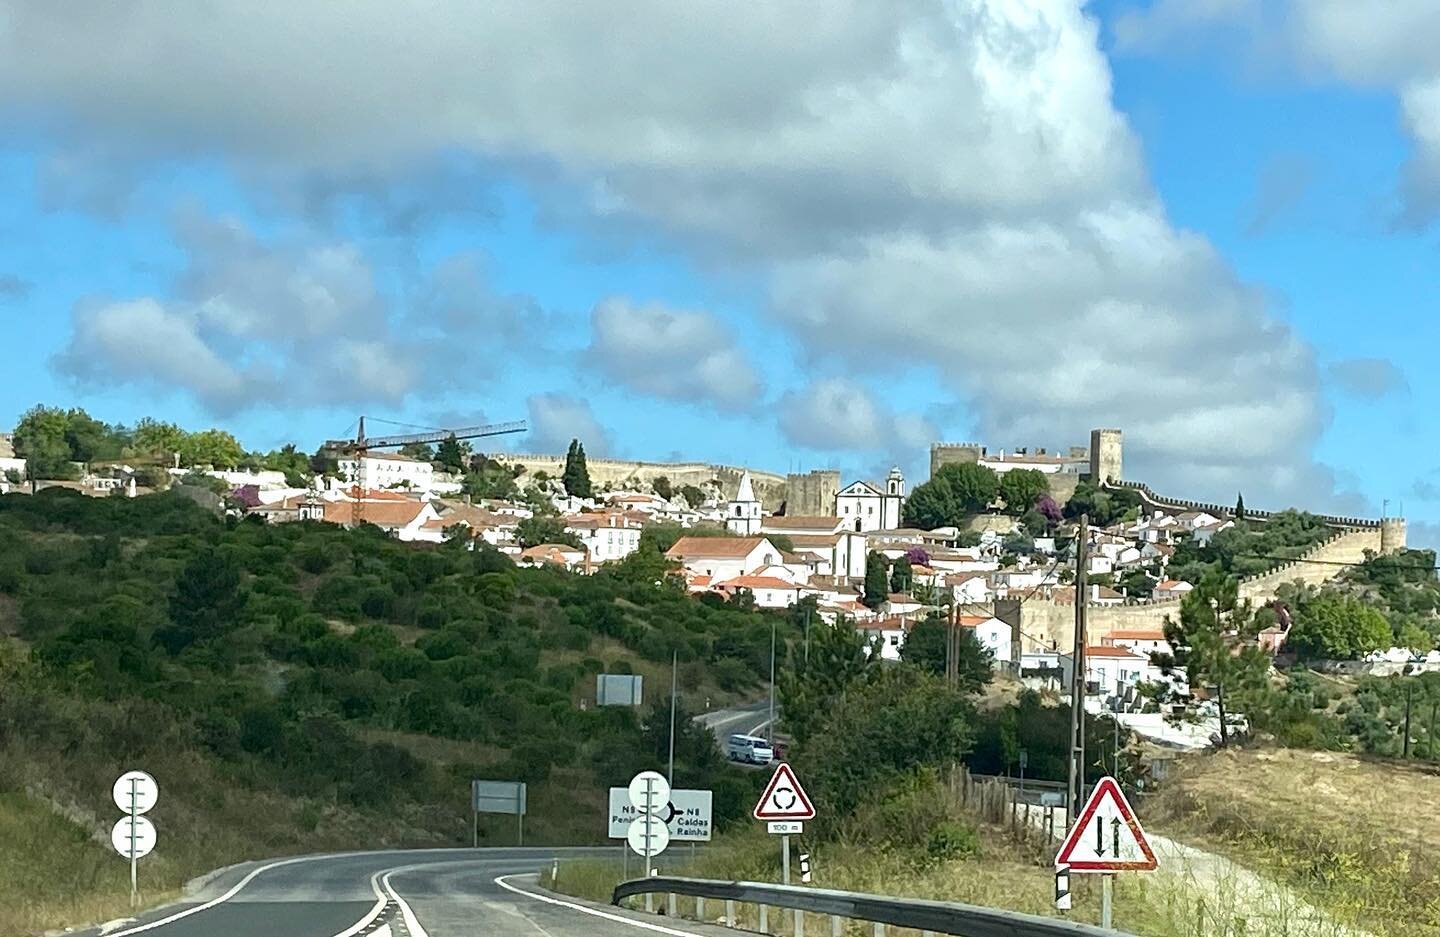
top-left (562, 438), bottom-right (593, 498)
top-left (863, 551), bottom-right (889, 609)
top-left (1234, 492), bottom-right (1246, 521)
top-left (435, 435), bottom-right (467, 473)
top-left (1155, 574), bottom-right (1270, 747)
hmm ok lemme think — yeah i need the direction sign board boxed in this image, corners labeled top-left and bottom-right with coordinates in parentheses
top-left (113, 771), bottom-right (158, 816)
top-left (472, 780), bottom-right (527, 816)
top-left (1054, 777), bottom-right (1157, 873)
top-left (753, 762), bottom-right (815, 821)
top-left (626, 813), bottom-right (670, 857)
top-left (628, 770), bottom-right (670, 814)
top-left (608, 788), bottom-right (712, 841)
top-left (111, 816), bottom-right (157, 860)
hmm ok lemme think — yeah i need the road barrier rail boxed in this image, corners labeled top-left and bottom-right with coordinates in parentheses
top-left (612, 875), bottom-right (1134, 937)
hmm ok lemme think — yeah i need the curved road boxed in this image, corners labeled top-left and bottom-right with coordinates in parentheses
top-left (70, 848), bottom-right (731, 937)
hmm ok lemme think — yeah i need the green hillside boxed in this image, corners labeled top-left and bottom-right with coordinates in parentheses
top-left (0, 488), bottom-right (777, 934)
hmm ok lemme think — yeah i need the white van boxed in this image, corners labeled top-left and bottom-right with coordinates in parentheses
top-left (726, 734), bottom-right (774, 765)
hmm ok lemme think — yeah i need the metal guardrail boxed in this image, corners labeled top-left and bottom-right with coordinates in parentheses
top-left (612, 875), bottom-right (1136, 937)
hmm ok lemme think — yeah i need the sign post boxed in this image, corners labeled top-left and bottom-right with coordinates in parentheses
top-left (112, 771), bottom-right (158, 907)
top-left (472, 780), bottom-right (527, 846)
top-left (753, 763), bottom-right (815, 886)
top-left (1054, 777), bottom-right (1156, 929)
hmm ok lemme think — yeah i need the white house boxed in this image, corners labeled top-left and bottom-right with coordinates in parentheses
top-left (858, 617), bottom-right (909, 661)
top-left (785, 531), bottom-right (868, 579)
top-left (1154, 579), bottom-right (1194, 601)
top-left (665, 536), bottom-right (784, 581)
top-left (947, 571), bottom-right (993, 604)
top-left (1068, 645), bottom-right (1164, 698)
top-left (1103, 628), bottom-right (1172, 660)
top-left (519, 543), bottom-right (588, 571)
top-left (713, 575), bottom-right (804, 609)
top-left (725, 472), bottom-right (763, 536)
top-left (835, 467), bottom-right (905, 532)
top-left (883, 593), bottom-right (926, 617)
top-left (565, 512), bottom-right (643, 563)
top-left (337, 452), bottom-right (436, 493)
top-left (962, 614), bottom-right (1013, 664)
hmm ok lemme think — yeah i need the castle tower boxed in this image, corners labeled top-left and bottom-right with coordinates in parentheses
top-left (1089, 429), bottom-right (1123, 484)
top-left (1380, 517), bottom-right (1407, 555)
top-left (930, 442), bottom-right (983, 479)
top-left (785, 469), bottom-right (841, 516)
top-left (726, 471), bottom-right (762, 536)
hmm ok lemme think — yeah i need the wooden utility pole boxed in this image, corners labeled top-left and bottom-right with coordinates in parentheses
top-left (1068, 514), bottom-right (1089, 820)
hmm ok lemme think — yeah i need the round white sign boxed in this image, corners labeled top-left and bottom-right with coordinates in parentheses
top-left (626, 814), bottom-right (670, 857)
top-left (111, 816), bottom-right (157, 859)
top-left (627, 771), bottom-right (670, 813)
top-left (112, 771), bottom-right (159, 816)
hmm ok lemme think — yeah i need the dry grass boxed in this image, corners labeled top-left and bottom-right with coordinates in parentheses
top-left (1146, 748), bottom-right (1440, 936)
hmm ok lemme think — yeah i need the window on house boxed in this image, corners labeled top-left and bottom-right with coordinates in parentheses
top-left (889, 635), bottom-right (900, 646)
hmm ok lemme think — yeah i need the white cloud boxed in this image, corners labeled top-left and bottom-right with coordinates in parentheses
top-left (524, 393), bottom-right (609, 456)
top-left (51, 211), bottom-right (552, 413)
top-left (585, 298), bottom-right (762, 410)
top-left (778, 378), bottom-right (935, 457)
top-left (2, 2), bottom-right (1357, 507)
top-left (56, 298), bottom-right (253, 409)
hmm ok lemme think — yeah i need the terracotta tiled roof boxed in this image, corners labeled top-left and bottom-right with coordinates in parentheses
top-left (718, 576), bottom-right (800, 591)
top-left (666, 536), bottom-right (768, 558)
top-left (764, 515), bottom-right (843, 530)
top-left (323, 499), bottom-right (430, 528)
top-left (1107, 629), bottom-right (1167, 641)
top-left (1085, 645), bottom-right (1146, 659)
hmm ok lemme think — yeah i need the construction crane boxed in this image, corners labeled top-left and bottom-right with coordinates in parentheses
top-left (322, 416), bottom-right (527, 526)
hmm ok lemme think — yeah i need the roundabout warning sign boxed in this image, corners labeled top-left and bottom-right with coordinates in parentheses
top-left (753, 762), bottom-right (815, 821)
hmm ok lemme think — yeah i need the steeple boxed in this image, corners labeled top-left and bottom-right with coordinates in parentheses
top-left (726, 471), bottom-right (762, 535)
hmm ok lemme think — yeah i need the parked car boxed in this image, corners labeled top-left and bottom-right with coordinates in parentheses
top-left (726, 733), bottom-right (774, 765)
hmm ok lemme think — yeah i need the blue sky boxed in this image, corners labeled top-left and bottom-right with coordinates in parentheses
top-left (1, 2), bottom-right (1436, 545)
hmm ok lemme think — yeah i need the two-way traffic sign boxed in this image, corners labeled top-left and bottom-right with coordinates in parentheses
top-left (753, 763), bottom-right (815, 821)
top-left (1054, 777), bottom-right (1157, 873)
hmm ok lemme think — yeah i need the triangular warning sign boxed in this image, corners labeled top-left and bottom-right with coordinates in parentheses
top-left (753, 763), bottom-right (816, 820)
top-left (1054, 777), bottom-right (1157, 873)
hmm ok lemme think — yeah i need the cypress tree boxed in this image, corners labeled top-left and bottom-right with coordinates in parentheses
top-left (562, 438), bottom-right (593, 498)
top-left (863, 551), bottom-right (889, 609)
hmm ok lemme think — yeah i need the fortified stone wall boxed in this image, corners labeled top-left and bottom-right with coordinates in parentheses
top-left (493, 453), bottom-right (789, 509)
top-left (1109, 479), bottom-right (1384, 532)
top-left (998, 527), bottom-right (1386, 653)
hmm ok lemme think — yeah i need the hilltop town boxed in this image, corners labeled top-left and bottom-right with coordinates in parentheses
top-left (3, 409), bottom-right (1432, 754)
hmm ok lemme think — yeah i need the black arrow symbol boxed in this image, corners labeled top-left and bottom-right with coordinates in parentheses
top-left (1094, 817), bottom-right (1105, 856)
top-left (1112, 818), bottom-right (1122, 857)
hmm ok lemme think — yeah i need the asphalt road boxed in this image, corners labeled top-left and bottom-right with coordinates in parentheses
top-left (694, 699), bottom-right (773, 741)
top-left (70, 848), bottom-right (734, 937)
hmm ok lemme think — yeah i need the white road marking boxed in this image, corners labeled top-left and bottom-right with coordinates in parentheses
top-left (328, 870), bottom-right (388, 937)
top-left (493, 874), bottom-right (707, 936)
top-left (102, 854), bottom-right (345, 936)
top-left (380, 869), bottom-right (430, 937)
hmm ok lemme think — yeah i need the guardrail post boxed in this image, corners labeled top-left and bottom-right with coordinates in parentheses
top-left (726, 899), bottom-right (736, 926)
top-left (645, 892), bottom-right (654, 913)
top-left (668, 893), bottom-right (677, 917)
top-left (794, 908), bottom-right (804, 937)
top-left (873, 923), bottom-right (885, 937)
top-left (697, 896), bottom-right (705, 920)
top-left (830, 914), bottom-right (842, 937)
top-left (759, 904), bottom-right (769, 934)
